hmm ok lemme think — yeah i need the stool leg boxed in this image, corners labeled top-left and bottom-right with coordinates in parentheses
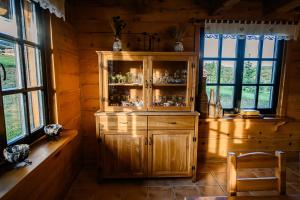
top-left (275, 151), bottom-right (286, 195)
top-left (227, 152), bottom-right (237, 196)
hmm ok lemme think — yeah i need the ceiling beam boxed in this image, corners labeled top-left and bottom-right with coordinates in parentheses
top-left (277, 0), bottom-right (300, 13)
top-left (209, 0), bottom-right (240, 15)
top-left (263, 0), bottom-right (300, 16)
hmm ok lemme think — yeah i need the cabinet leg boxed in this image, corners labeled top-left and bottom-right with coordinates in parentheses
top-left (192, 169), bottom-right (197, 182)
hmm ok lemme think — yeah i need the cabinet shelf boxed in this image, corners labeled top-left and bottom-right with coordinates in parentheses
top-left (109, 83), bottom-right (143, 87)
top-left (153, 84), bottom-right (187, 87)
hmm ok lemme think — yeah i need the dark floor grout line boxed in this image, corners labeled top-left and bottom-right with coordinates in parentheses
top-left (171, 185), bottom-right (177, 200)
top-left (287, 167), bottom-right (300, 177)
top-left (210, 170), bottom-right (227, 195)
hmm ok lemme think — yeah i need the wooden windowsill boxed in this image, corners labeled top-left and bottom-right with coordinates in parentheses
top-left (0, 129), bottom-right (78, 199)
top-left (200, 115), bottom-right (291, 123)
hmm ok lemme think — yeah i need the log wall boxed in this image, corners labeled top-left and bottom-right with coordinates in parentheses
top-left (70, 0), bottom-right (300, 164)
top-left (50, 15), bottom-right (81, 130)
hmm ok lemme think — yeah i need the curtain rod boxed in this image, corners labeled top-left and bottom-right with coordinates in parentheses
top-left (191, 18), bottom-right (299, 26)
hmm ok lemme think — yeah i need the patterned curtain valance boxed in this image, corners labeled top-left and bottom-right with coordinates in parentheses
top-left (32, 0), bottom-right (65, 20)
top-left (205, 20), bottom-right (300, 40)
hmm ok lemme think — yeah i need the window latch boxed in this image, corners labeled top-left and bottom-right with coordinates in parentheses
top-left (0, 63), bottom-right (7, 81)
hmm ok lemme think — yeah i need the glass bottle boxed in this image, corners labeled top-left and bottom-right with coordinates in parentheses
top-left (216, 96), bottom-right (223, 118)
top-left (208, 89), bottom-right (216, 118)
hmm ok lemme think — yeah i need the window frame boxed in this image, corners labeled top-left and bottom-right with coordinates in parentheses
top-left (0, 0), bottom-right (49, 152)
top-left (199, 28), bottom-right (284, 114)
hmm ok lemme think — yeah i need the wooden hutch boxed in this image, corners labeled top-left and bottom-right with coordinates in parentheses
top-left (95, 51), bottom-right (199, 181)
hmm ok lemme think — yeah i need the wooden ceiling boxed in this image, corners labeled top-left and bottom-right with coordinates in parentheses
top-left (70, 0), bottom-right (300, 21)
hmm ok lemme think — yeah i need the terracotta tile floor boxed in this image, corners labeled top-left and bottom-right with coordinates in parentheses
top-left (64, 162), bottom-right (300, 200)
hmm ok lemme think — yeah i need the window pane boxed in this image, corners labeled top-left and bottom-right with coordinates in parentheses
top-left (204, 60), bottom-right (218, 84)
top-left (258, 86), bottom-right (273, 109)
top-left (260, 61), bottom-right (274, 84)
top-left (0, 39), bottom-right (22, 90)
top-left (24, 45), bottom-right (42, 87)
top-left (243, 61), bottom-right (258, 84)
top-left (204, 34), bottom-right (219, 57)
top-left (23, 0), bottom-right (38, 43)
top-left (220, 61), bottom-right (235, 84)
top-left (206, 85), bottom-right (217, 102)
top-left (222, 35), bottom-right (237, 58)
top-left (241, 86), bottom-right (256, 108)
top-left (245, 35), bottom-right (260, 58)
top-left (3, 94), bottom-right (26, 144)
top-left (219, 86), bottom-right (234, 108)
top-left (0, 0), bottom-right (17, 37)
top-left (28, 90), bottom-right (44, 131)
top-left (262, 36), bottom-right (275, 58)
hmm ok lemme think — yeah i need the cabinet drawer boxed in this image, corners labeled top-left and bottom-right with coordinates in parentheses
top-left (99, 116), bottom-right (147, 130)
top-left (148, 116), bottom-right (195, 130)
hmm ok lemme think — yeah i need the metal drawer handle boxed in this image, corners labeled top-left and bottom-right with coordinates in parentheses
top-left (119, 121), bottom-right (128, 124)
top-left (168, 122), bottom-right (177, 124)
top-left (144, 138), bottom-right (148, 145)
top-left (149, 137), bottom-right (152, 145)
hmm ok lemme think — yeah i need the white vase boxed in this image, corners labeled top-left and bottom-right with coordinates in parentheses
top-left (113, 37), bottom-right (122, 51)
top-left (174, 41), bottom-right (184, 52)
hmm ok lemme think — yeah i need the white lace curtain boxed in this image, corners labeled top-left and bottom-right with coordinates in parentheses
top-left (32, 0), bottom-right (65, 20)
top-left (205, 20), bottom-right (300, 40)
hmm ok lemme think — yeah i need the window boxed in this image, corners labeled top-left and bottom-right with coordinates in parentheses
top-left (0, 0), bottom-right (48, 150)
top-left (201, 33), bottom-right (283, 114)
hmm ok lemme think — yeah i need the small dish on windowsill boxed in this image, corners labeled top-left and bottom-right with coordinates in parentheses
top-left (3, 144), bottom-right (31, 166)
top-left (44, 124), bottom-right (63, 139)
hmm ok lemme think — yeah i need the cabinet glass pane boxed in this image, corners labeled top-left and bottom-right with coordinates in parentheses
top-left (222, 35), bottom-right (237, 58)
top-left (0, 39), bottom-right (22, 90)
top-left (243, 61), bottom-right (258, 84)
top-left (28, 90), bottom-right (44, 131)
top-left (0, 0), bottom-right (17, 37)
top-left (204, 34), bottom-right (219, 57)
top-left (4, 94), bottom-right (26, 144)
top-left (241, 86), bottom-right (256, 108)
top-left (219, 86), bottom-right (234, 108)
top-left (23, 0), bottom-right (38, 43)
top-left (245, 35), bottom-right (259, 58)
top-left (108, 60), bottom-right (144, 107)
top-left (24, 45), bottom-right (42, 87)
top-left (152, 61), bottom-right (188, 107)
top-left (260, 61), bottom-right (274, 84)
top-left (258, 86), bottom-right (273, 109)
top-left (220, 61), bottom-right (235, 84)
top-left (204, 60), bottom-right (218, 84)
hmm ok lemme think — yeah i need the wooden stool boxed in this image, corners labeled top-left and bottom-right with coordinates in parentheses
top-left (227, 151), bottom-right (286, 196)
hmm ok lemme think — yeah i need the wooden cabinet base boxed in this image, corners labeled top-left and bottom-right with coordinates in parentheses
top-left (95, 111), bottom-right (199, 181)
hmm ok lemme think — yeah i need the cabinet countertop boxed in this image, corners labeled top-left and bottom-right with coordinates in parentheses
top-left (95, 111), bottom-right (200, 116)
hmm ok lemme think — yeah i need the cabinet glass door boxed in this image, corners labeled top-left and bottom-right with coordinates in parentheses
top-left (103, 57), bottom-right (147, 111)
top-left (149, 57), bottom-right (194, 111)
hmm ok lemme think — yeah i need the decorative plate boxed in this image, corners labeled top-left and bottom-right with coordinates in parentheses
top-left (3, 144), bottom-right (30, 163)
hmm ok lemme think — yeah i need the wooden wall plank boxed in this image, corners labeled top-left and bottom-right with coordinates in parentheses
top-left (71, 0), bottom-right (300, 164)
top-left (51, 15), bottom-right (81, 131)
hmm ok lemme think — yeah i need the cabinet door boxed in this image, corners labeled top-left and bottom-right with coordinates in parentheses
top-left (148, 55), bottom-right (196, 111)
top-left (102, 54), bottom-right (148, 111)
top-left (148, 130), bottom-right (193, 177)
top-left (101, 131), bottom-right (147, 178)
